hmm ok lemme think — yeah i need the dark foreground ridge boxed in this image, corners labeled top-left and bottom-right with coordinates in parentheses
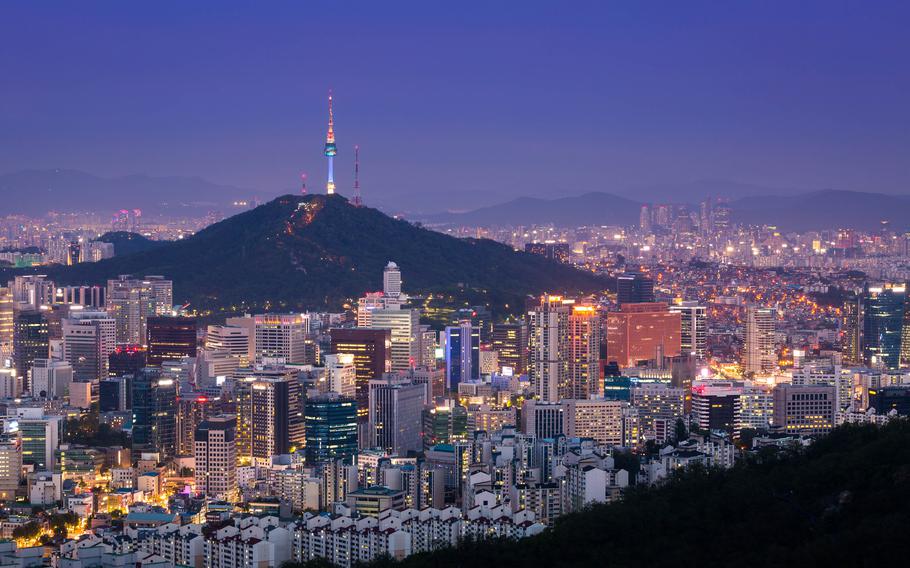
top-left (2, 194), bottom-right (606, 316)
top-left (337, 421), bottom-right (910, 568)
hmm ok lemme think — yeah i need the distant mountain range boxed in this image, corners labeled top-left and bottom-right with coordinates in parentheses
top-left (729, 190), bottom-right (910, 231)
top-left (0, 169), bottom-right (275, 216)
top-left (1, 195), bottom-right (606, 317)
top-left (423, 189), bottom-right (910, 231)
top-left (422, 192), bottom-right (642, 227)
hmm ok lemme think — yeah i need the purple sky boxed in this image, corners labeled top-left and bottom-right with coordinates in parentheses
top-left (1, 1), bottom-right (908, 211)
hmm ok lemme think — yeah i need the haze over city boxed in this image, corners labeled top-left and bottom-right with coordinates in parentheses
top-left (2, 1), bottom-right (910, 212)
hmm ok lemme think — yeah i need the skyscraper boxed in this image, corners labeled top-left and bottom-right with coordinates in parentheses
top-left (566, 305), bottom-right (602, 399)
top-left (863, 283), bottom-right (906, 369)
top-left (205, 324), bottom-right (252, 365)
top-left (147, 316), bottom-right (197, 365)
top-left (368, 308), bottom-right (419, 371)
top-left (304, 392), bottom-right (358, 465)
top-left (744, 306), bottom-right (776, 376)
top-left (62, 309), bottom-right (116, 387)
top-left (105, 275), bottom-right (172, 345)
top-left (249, 374), bottom-right (305, 463)
top-left (669, 301), bottom-right (707, 360)
top-left (691, 380), bottom-right (742, 437)
top-left (131, 367), bottom-right (178, 459)
top-left (528, 295), bottom-right (572, 402)
top-left (330, 327), bottom-right (391, 422)
top-left (491, 322), bottom-right (528, 376)
top-left (194, 415), bottom-right (237, 500)
top-left (254, 313), bottom-right (309, 365)
top-left (606, 303), bottom-right (681, 368)
top-left (842, 294), bottom-right (863, 365)
top-left (368, 377), bottom-right (426, 455)
top-left (443, 321), bottom-right (479, 391)
top-left (616, 272), bottom-right (655, 305)
top-left (0, 287), bottom-right (13, 363)
top-left (13, 309), bottom-right (48, 387)
top-left (108, 345), bottom-right (147, 377)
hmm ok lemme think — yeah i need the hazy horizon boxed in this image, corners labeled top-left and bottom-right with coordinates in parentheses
top-left (2, 1), bottom-right (909, 212)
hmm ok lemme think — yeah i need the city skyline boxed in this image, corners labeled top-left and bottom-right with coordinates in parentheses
top-left (2, 1), bottom-right (910, 212)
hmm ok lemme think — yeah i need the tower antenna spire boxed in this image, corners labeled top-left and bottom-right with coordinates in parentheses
top-left (300, 172), bottom-right (308, 195)
top-left (352, 145), bottom-right (362, 207)
top-left (324, 90), bottom-right (337, 194)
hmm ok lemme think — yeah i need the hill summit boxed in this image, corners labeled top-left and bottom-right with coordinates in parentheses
top-left (15, 194), bottom-right (606, 317)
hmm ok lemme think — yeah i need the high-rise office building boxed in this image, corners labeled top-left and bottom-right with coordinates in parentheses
top-left (13, 309), bottom-right (48, 386)
top-left (30, 359), bottom-right (73, 399)
top-left (561, 398), bottom-right (623, 446)
top-left (368, 308), bottom-right (419, 371)
top-left (177, 393), bottom-right (220, 457)
top-left (321, 353), bottom-right (357, 398)
top-left (254, 313), bottom-right (309, 365)
top-left (108, 345), bottom-right (147, 377)
top-left (491, 322), bottom-right (528, 376)
top-left (669, 301), bottom-right (707, 360)
top-left (863, 283), bottom-right (906, 369)
top-left (249, 374), bottom-right (305, 462)
top-left (616, 272), bottom-right (654, 305)
top-left (383, 261), bottom-right (402, 298)
top-left (147, 316), bottom-right (197, 366)
top-left (0, 287), bottom-right (13, 363)
top-left (691, 380), bottom-right (742, 438)
top-left (304, 392), bottom-right (358, 465)
top-left (842, 294), bottom-right (863, 365)
top-left (205, 324), bottom-right (252, 365)
top-left (9, 409), bottom-right (63, 472)
top-left (630, 383), bottom-right (685, 443)
top-left (330, 328), bottom-right (391, 422)
top-left (744, 306), bottom-right (776, 376)
top-left (368, 377), bottom-right (426, 455)
top-left (194, 415), bottom-right (237, 500)
top-left (521, 400), bottom-right (564, 439)
top-left (443, 322), bottom-right (479, 391)
top-left (106, 275), bottom-right (172, 345)
top-left (566, 306), bottom-right (602, 399)
top-left (131, 368), bottom-right (178, 459)
top-left (606, 303), bottom-right (681, 368)
top-left (9, 275), bottom-right (55, 309)
top-left (62, 309), bottom-right (116, 388)
top-left (528, 295), bottom-right (572, 402)
top-left (99, 376), bottom-right (131, 412)
top-left (0, 434), bottom-right (21, 501)
top-left (772, 384), bottom-right (836, 436)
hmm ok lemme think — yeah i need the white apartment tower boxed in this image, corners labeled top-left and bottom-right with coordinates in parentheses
top-left (744, 306), bottom-right (776, 376)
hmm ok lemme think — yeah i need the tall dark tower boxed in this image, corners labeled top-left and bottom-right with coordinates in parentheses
top-left (352, 145), bottom-right (362, 206)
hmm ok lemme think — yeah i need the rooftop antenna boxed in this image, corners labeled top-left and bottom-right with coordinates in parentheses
top-left (352, 145), bottom-right (362, 206)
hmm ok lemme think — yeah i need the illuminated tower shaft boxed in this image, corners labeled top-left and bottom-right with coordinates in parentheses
top-left (324, 92), bottom-right (337, 194)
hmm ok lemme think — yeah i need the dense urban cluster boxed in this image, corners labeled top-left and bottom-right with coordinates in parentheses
top-left (0, 209), bottom-right (907, 568)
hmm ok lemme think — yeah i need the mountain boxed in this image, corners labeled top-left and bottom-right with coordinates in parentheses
top-left (0, 169), bottom-right (272, 216)
top-left (96, 232), bottom-right (167, 256)
top-left (354, 421), bottom-right (910, 568)
top-left (422, 192), bottom-right (643, 227)
top-left (2, 195), bottom-right (606, 317)
top-left (618, 179), bottom-right (801, 203)
top-left (730, 189), bottom-right (910, 231)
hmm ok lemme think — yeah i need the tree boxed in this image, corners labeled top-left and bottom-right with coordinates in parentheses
top-left (673, 418), bottom-right (688, 443)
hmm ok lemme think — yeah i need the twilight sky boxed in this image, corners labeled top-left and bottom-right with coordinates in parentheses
top-left (1, 1), bottom-right (909, 212)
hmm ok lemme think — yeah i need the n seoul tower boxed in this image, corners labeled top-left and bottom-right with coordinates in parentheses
top-left (324, 91), bottom-right (337, 194)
